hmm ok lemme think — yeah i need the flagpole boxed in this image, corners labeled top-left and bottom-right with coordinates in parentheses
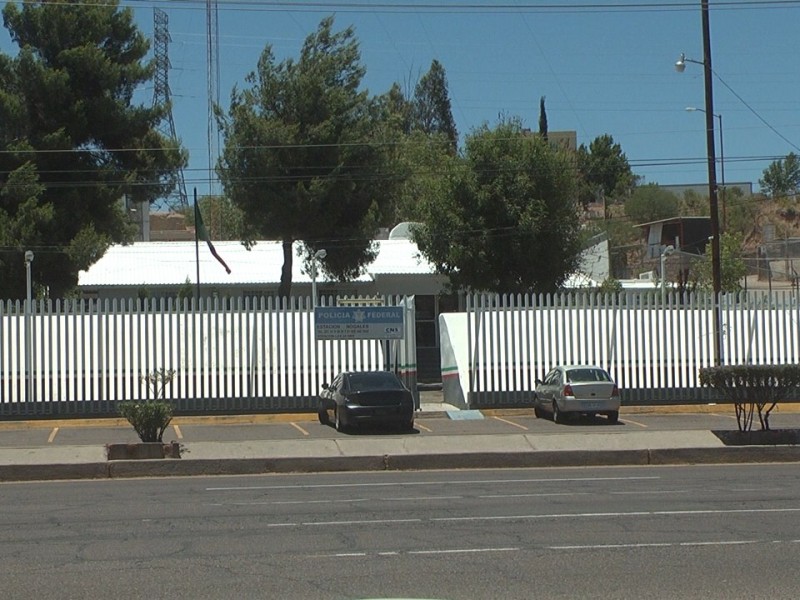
top-left (194, 188), bottom-right (200, 300)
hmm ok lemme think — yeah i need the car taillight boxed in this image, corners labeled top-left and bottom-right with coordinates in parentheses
top-left (563, 384), bottom-right (574, 397)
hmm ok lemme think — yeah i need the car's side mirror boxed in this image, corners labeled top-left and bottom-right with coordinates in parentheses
top-left (322, 383), bottom-right (329, 390)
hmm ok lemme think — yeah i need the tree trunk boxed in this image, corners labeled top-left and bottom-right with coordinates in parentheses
top-left (278, 238), bottom-right (293, 302)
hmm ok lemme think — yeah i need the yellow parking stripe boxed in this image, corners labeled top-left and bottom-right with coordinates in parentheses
top-left (415, 422), bottom-right (433, 432)
top-left (493, 416), bottom-right (529, 431)
top-left (711, 412), bottom-right (737, 420)
top-left (47, 427), bottom-right (59, 443)
top-left (620, 417), bottom-right (648, 428)
top-left (290, 422), bottom-right (310, 436)
top-left (173, 424), bottom-right (183, 439)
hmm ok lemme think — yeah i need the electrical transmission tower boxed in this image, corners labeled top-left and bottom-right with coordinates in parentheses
top-left (206, 0), bottom-right (220, 196)
top-left (153, 8), bottom-right (188, 208)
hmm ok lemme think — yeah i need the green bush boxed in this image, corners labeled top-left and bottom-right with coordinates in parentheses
top-left (117, 401), bottom-right (173, 443)
top-left (117, 368), bottom-right (177, 443)
top-left (699, 364), bottom-right (800, 431)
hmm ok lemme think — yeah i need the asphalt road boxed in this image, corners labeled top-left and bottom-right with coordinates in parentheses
top-left (2, 464), bottom-right (800, 599)
top-left (4, 408), bottom-right (800, 448)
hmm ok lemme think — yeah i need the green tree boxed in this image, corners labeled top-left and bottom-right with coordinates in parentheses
top-left (387, 131), bottom-right (456, 224)
top-left (413, 117), bottom-right (583, 294)
top-left (693, 231), bottom-right (748, 292)
top-left (624, 184), bottom-right (680, 224)
top-left (680, 189), bottom-right (708, 216)
top-left (0, 0), bottom-right (185, 299)
top-left (411, 59), bottom-right (458, 153)
top-left (185, 195), bottom-right (245, 241)
top-left (759, 152), bottom-right (800, 199)
top-left (538, 96), bottom-right (548, 140)
top-left (216, 17), bottom-right (391, 298)
top-left (576, 134), bottom-right (637, 209)
top-left (721, 187), bottom-right (758, 237)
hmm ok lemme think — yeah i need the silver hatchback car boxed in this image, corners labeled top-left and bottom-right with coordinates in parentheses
top-left (534, 365), bottom-right (621, 424)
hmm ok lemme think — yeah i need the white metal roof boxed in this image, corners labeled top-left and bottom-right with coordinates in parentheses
top-left (78, 239), bottom-right (437, 288)
top-left (79, 238), bottom-right (607, 290)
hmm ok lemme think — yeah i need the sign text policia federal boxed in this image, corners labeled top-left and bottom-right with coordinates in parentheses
top-left (314, 307), bottom-right (405, 340)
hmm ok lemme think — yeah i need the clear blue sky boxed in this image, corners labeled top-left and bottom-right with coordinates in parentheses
top-left (3, 1), bottom-right (800, 198)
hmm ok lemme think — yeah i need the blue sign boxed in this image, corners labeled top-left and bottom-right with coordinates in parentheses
top-left (314, 306), bottom-right (405, 340)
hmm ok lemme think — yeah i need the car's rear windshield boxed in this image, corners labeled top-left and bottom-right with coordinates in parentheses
top-left (566, 368), bottom-right (611, 383)
top-left (348, 372), bottom-right (403, 391)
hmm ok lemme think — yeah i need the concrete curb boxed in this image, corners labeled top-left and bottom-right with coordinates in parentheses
top-left (2, 446), bottom-right (799, 482)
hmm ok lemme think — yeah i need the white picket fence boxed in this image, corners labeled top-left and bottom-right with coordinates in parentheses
top-left (0, 296), bottom-right (417, 417)
top-left (443, 290), bottom-right (800, 407)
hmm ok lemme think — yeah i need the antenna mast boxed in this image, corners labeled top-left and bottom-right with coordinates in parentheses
top-left (206, 0), bottom-right (221, 196)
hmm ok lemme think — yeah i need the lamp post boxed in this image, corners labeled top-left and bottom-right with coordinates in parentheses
top-left (661, 245), bottom-right (675, 305)
top-left (310, 248), bottom-right (327, 308)
top-left (24, 250), bottom-right (34, 401)
top-left (686, 106), bottom-right (726, 230)
top-left (675, 1), bottom-right (722, 365)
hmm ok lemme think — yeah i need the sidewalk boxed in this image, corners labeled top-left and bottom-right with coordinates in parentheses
top-left (2, 405), bottom-right (799, 482)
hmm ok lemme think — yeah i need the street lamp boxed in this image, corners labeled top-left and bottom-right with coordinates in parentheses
top-left (310, 248), bottom-right (327, 308)
top-left (24, 250), bottom-right (34, 401)
top-left (661, 245), bottom-right (675, 305)
top-left (675, 1), bottom-right (722, 365)
top-left (686, 106), bottom-right (725, 230)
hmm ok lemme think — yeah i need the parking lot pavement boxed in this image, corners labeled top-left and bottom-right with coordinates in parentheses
top-left (3, 409), bottom-right (800, 449)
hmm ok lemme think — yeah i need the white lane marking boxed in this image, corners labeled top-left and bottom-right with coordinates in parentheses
top-left (432, 507), bottom-right (800, 523)
top-left (381, 496), bottom-right (464, 501)
top-left (47, 427), bottom-right (59, 443)
top-left (207, 498), bottom-right (371, 507)
top-left (479, 492), bottom-right (588, 499)
top-left (304, 518), bottom-right (423, 526)
top-left (553, 542), bottom-right (673, 550)
top-left (210, 508), bottom-right (800, 530)
top-left (493, 416), bottom-right (528, 431)
top-left (620, 417), bottom-right (648, 428)
top-left (173, 424), bottom-right (183, 439)
top-left (206, 496), bottom-right (460, 507)
top-left (679, 540), bottom-right (758, 547)
top-left (611, 490), bottom-right (691, 495)
top-left (206, 475), bottom-right (659, 492)
top-left (289, 422), bottom-right (309, 436)
top-left (551, 540), bottom-right (758, 550)
top-left (409, 547), bottom-right (519, 555)
top-left (319, 539), bottom-right (799, 559)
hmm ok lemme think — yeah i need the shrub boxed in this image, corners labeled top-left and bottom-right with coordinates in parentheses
top-left (118, 401), bottom-right (173, 443)
top-left (117, 368), bottom-right (176, 443)
top-left (699, 364), bottom-right (800, 431)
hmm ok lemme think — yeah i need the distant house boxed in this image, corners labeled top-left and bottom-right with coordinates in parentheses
top-left (636, 216), bottom-right (712, 260)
